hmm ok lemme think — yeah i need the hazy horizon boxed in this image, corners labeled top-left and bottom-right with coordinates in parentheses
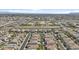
top-left (0, 9), bottom-right (79, 14)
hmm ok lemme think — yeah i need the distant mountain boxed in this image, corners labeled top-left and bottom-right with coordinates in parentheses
top-left (0, 9), bottom-right (78, 14)
top-left (0, 9), bottom-right (79, 15)
top-left (69, 12), bottom-right (79, 15)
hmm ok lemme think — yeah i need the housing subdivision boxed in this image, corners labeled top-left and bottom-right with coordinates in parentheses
top-left (0, 14), bottom-right (79, 50)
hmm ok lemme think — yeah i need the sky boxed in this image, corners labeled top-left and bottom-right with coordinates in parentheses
top-left (0, 0), bottom-right (79, 14)
top-left (0, 0), bottom-right (79, 9)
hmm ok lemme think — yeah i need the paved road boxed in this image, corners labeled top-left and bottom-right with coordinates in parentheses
top-left (19, 32), bottom-right (31, 50)
top-left (51, 32), bottom-right (66, 50)
top-left (20, 26), bottom-right (60, 29)
top-left (0, 21), bottom-right (16, 28)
